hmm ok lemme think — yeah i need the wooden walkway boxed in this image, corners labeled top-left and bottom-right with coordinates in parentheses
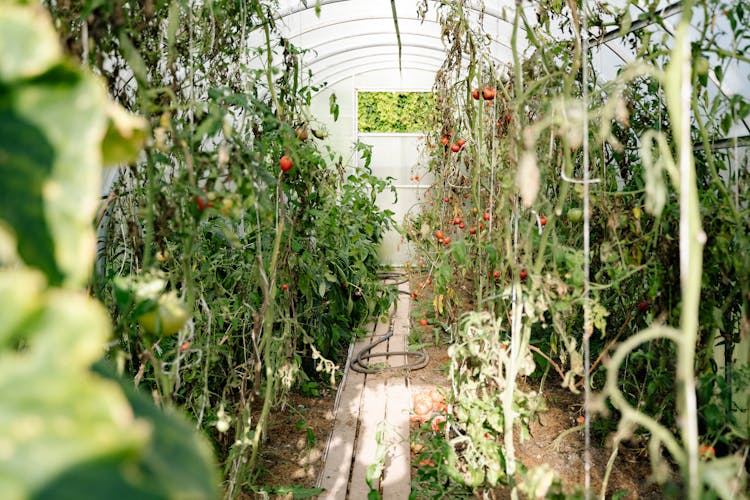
top-left (317, 283), bottom-right (412, 499)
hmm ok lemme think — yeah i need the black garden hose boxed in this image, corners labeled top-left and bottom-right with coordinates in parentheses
top-left (349, 329), bottom-right (429, 374)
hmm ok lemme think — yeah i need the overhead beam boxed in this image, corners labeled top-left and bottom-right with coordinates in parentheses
top-left (693, 134), bottom-right (750, 152)
top-left (589, 1), bottom-right (683, 46)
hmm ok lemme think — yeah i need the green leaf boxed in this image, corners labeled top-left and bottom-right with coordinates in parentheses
top-left (8, 68), bottom-right (110, 287)
top-left (93, 362), bottom-right (219, 499)
top-left (0, 105), bottom-right (62, 283)
top-left (118, 33), bottom-right (149, 86)
top-left (101, 101), bottom-right (148, 166)
top-left (0, 280), bottom-right (151, 496)
top-left (0, 5), bottom-right (62, 83)
top-left (0, 269), bottom-right (46, 348)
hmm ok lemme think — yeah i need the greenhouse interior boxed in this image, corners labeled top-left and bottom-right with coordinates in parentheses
top-left (1, 0), bottom-right (750, 498)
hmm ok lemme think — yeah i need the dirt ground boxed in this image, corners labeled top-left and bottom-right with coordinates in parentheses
top-left (257, 274), bottom-right (665, 498)
top-left (254, 388), bottom-right (337, 496)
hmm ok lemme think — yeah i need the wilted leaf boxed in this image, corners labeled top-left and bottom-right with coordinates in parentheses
top-left (517, 150), bottom-right (540, 208)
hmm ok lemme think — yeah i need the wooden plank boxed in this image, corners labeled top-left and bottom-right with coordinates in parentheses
top-left (317, 325), bottom-right (374, 499)
top-left (348, 317), bottom-right (390, 498)
top-left (382, 332), bottom-right (411, 499)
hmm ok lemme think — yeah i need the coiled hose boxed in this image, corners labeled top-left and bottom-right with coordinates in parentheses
top-left (349, 328), bottom-right (429, 374)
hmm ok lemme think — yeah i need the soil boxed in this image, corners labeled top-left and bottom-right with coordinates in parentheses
top-left (252, 389), bottom-right (337, 497)
top-left (255, 272), bottom-right (665, 499)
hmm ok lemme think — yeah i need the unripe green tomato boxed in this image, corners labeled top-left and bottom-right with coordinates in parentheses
top-left (137, 291), bottom-right (191, 336)
top-left (695, 57), bottom-right (709, 76)
top-left (567, 207), bottom-right (583, 222)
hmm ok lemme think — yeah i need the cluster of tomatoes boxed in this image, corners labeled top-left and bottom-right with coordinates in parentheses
top-left (471, 86), bottom-right (497, 101)
top-left (439, 133), bottom-right (467, 153)
top-left (411, 388), bottom-right (448, 429)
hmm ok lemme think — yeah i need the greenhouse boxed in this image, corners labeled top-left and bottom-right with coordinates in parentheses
top-left (1, 0), bottom-right (749, 498)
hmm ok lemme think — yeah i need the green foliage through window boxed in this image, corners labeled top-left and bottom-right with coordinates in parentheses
top-left (357, 91), bottom-right (434, 133)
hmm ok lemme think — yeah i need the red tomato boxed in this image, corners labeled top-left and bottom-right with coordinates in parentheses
top-left (443, 236), bottom-right (451, 245)
top-left (443, 196), bottom-right (451, 203)
top-left (540, 216), bottom-right (547, 226)
top-left (419, 319), bottom-right (428, 326)
top-left (453, 216), bottom-right (461, 225)
top-left (281, 283), bottom-right (289, 291)
top-left (450, 143), bottom-right (460, 153)
top-left (459, 223), bottom-right (465, 229)
top-left (435, 230), bottom-right (444, 240)
top-left (431, 415), bottom-right (446, 432)
top-left (279, 155), bottom-right (293, 172)
top-left (482, 87), bottom-right (496, 100)
top-left (483, 212), bottom-right (490, 221)
top-left (440, 135), bottom-right (450, 146)
top-left (195, 195), bottom-right (211, 211)
top-left (456, 138), bottom-right (466, 147)
top-left (519, 269), bottom-right (528, 281)
top-left (469, 227), bottom-right (476, 235)
top-left (637, 301), bottom-right (650, 312)
top-left (472, 88), bottom-right (480, 100)
top-left (493, 270), bottom-right (501, 279)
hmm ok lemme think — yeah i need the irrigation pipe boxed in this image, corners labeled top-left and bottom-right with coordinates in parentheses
top-left (350, 324), bottom-right (429, 374)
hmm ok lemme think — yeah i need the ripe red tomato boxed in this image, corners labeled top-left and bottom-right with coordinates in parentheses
top-left (440, 135), bottom-right (450, 146)
top-left (493, 270), bottom-right (501, 279)
top-left (637, 301), bottom-right (650, 312)
top-left (435, 230), bottom-right (444, 240)
top-left (451, 143), bottom-right (460, 153)
top-left (457, 138), bottom-right (466, 147)
top-left (469, 227), bottom-right (476, 235)
top-left (482, 87), bottom-right (496, 100)
top-left (281, 283), bottom-right (289, 291)
top-left (419, 319), bottom-right (428, 326)
top-left (540, 216), bottom-right (547, 226)
top-left (453, 216), bottom-right (461, 225)
top-left (472, 88), bottom-right (480, 100)
top-left (443, 236), bottom-right (451, 245)
top-left (459, 223), bottom-right (465, 229)
top-left (195, 196), bottom-right (209, 211)
top-left (483, 212), bottom-right (490, 221)
top-left (519, 269), bottom-right (528, 281)
top-left (414, 175), bottom-right (420, 181)
top-left (280, 155), bottom-right (293, 172)
top-left (443, 196), bottom-right (451, 203)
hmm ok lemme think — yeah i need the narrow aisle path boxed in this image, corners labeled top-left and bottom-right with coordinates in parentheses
top-left (318, 282), bottom-right (412, 499)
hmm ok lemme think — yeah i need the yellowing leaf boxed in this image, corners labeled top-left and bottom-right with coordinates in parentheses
top-left (517, 150), bottom-right (540, 208)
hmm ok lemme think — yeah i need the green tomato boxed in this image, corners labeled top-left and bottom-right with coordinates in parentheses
top-left (137, 291), bottom-right (191, 336)
top-left (567, 207), bottom-right (583, 222)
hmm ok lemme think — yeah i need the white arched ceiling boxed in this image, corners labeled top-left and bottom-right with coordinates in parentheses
top-left (272, 0), bottom-right (528, 89)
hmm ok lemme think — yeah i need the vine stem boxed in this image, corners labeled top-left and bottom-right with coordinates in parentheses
top-left (256, 3), bottom-right (284, 121)
top-left (503, 3), bottom-right (524, 497)
top-left (672, 11), bottom-right (702, 499)
top-left (245, 172), bottom-right (286, 479)
top-left (580, 0), bottom-right (592, 495)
